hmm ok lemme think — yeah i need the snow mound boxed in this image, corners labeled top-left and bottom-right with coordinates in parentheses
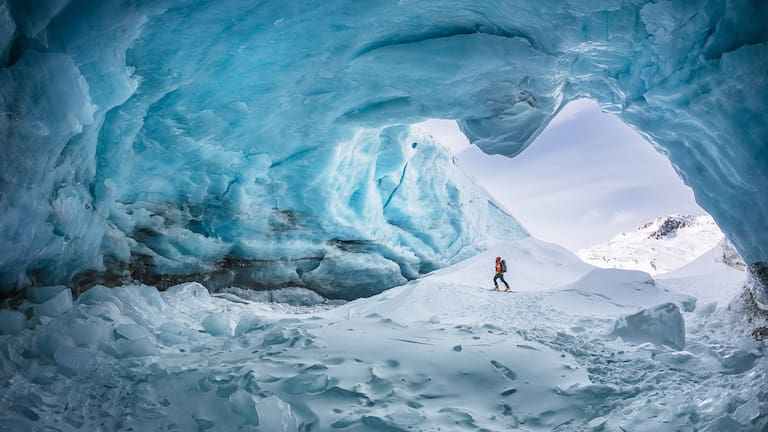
top-left (656, 239), bottom-right (746, 305)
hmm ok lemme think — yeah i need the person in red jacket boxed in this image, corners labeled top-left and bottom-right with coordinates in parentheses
top-left (493, 256), bottom-right (511, 291)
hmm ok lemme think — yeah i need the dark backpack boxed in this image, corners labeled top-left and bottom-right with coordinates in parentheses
top-left (500, 259), bottom-right (507, 273)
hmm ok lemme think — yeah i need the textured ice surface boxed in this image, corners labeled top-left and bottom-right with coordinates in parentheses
top-left (0, 309), bottom-right (25, 335)
top-left (0, 240), bottom-right (765, 431)
top-left (1, 0), bottom-right (767, 300)
top-left (610, 302), bottom-right (686, 350)
top-left (33, 288), bottom-right (73, 318)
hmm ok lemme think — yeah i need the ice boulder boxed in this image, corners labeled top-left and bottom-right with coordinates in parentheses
top-left (219, 286), bottom-right (327, 306)
top-left (202, 312), bottom-right (236, 337)
top-left (114, 337), bottom-right (158, 358)
top-left (265, 287), bottom-right (327, 306)
top-left (165, 282), bottom-right (212, 310)
top-left (609, 303), bottom-right (685, 350)
top-left (229, 390), bottom-right (260, 425)
top-left (25, 285), bottom-right (69, 304)
top-left (34, 288), bottom-right (73, 318)
top-left (0, 309), bottom-right (26, 335)
top-left (114, 323), bottom-right (151, 341)
top-left (256, 395), bottom-right (297, 431)
top-left (54, 345), bottom-right (97, 377)
top-left (34, 326), bottom-right (75, 359)
top-left (720, 350), bottom-right (759, 375)
top-left (234, 313), bottom-right (266, 337)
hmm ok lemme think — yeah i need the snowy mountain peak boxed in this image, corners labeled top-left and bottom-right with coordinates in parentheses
top-left (577, 214), bottom-right (724, 275)
top-left (645, 215), bottom-right (697, 240)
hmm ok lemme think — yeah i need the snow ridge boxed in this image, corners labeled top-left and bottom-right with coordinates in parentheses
top-left (577, 214), bottom-right (724, 275)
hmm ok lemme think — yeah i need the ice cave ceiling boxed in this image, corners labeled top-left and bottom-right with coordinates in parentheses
top-left (0, 0), bottom-right (766, 300)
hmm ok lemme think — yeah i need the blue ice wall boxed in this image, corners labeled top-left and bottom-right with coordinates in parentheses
top-left (1, 0), bottom-right (766, 299)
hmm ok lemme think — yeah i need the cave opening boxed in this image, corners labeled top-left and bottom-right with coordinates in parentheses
top-left (417, 99), bottom-right (712, 256)
top-left (2, 2), bottom-right (768, 429)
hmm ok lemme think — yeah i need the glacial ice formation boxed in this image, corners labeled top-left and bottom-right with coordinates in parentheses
top-left (1, 239), bottom-right (763, 431)
top-left (609, 302), bottom-right (686, 350)
top-left (1, 0), bottom-right (767, 299)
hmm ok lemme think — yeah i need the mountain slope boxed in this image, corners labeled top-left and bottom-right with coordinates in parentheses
top-left (576, 214), bottom-right (723, 275)
top-left (656, 239), bottom-right (746, 304)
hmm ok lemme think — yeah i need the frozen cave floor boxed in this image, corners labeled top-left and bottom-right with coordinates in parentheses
top-left (1, 238), bottom-right (766, 431)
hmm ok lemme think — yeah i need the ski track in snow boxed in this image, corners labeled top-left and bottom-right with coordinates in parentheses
top-left (1, 239), bottom-right (766, 431)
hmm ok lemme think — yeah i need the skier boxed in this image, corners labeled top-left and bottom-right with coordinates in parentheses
top-left (493, 256), bottom-right (511, 291)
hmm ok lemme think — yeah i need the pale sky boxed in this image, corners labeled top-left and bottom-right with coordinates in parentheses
top-left (415, 99), bottom-right (705, 252)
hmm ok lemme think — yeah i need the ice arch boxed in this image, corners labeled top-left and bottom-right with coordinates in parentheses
top-left (1, 0), bottom-right (767, 301)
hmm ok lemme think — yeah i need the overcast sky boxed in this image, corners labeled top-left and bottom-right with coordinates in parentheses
top-left (415, 99), bottom-right (705, 252)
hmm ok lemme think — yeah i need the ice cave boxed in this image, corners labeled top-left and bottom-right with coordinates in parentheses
top-left (1, 0), bottom-right (767, 430)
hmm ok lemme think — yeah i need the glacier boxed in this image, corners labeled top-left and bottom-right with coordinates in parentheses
top-left (1, 0), bottom-right (767, 301)
top-left (1, 238), bottom-right (765, 430)
top-left (3, 2), bottom-right (768, 429)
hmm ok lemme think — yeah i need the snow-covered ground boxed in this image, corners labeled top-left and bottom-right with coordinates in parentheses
top-left (577, 214), bottom-right (724, 275)
top-left (1, 237), bottom-right (765, 431)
